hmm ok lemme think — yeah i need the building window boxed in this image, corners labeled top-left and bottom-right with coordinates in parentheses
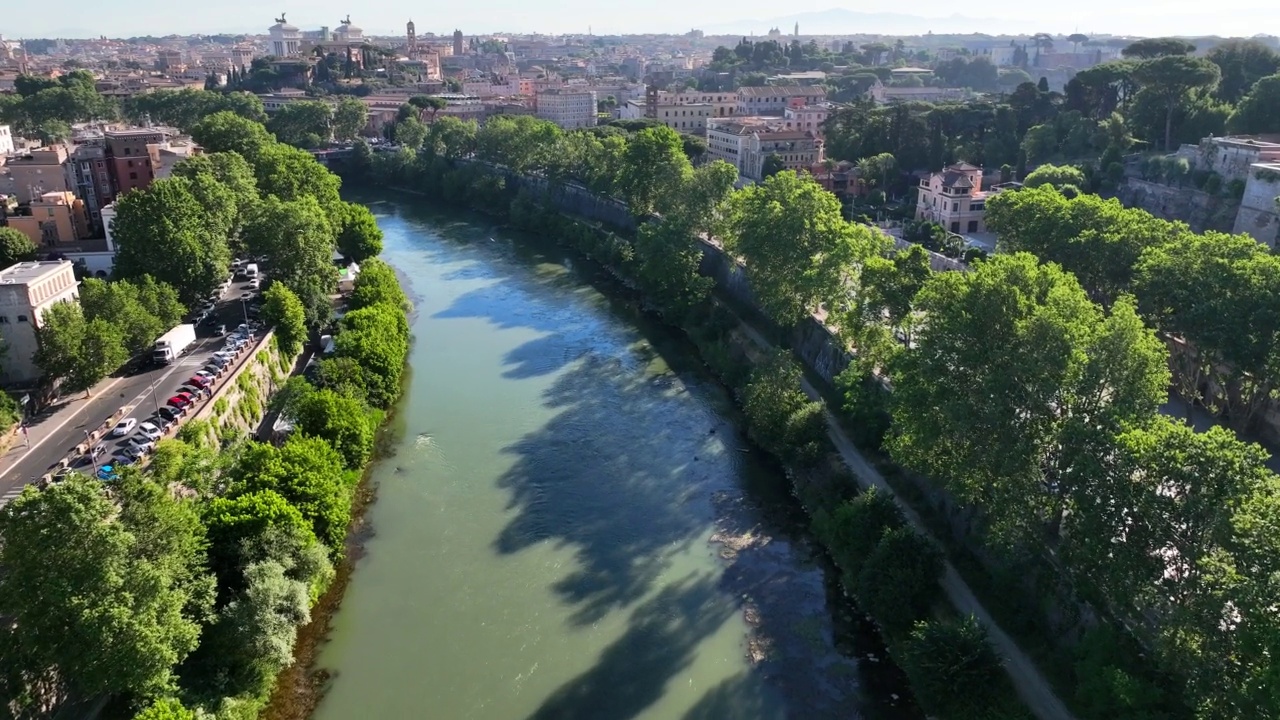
top-left (950, 222), bottom-right (960, 233)
top-left (123, 147), bottom-right (131, 156)
top-left (130, 172), bottom-right (138, 180)
top-left (16, 315), bottom-right (28, 323)
top-left (952, 202), bottom-right (959, 212)
top-left (968, 221), bottom-right (979, 233)
top-left (0, 317), bottom-right (8, 324)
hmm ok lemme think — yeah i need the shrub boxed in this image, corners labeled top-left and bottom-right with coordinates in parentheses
top-left (898, 616), bottom-right (1009, 719)
top-left (813, 486), bottom-right (905, 580)
top-left (855, 526), bottom-right (944, 636)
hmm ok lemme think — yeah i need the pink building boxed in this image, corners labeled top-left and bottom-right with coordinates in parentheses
top-left (915, 162), bottom-right (989, 234)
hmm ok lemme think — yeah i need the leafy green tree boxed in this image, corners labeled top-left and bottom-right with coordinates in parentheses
top-left (740, 352), bottom-right (828, 464)
top-left (189, 111), bottom-right (276, 164)
top-left (1066, 417), bottom-right (1280, 720)
top-left (854, 527), bottom-right (943, 636)
top-left (79, 277), bottom-right (164, 356)
top-left (633, 221), bottom-right (714, 318)
top-left (392, 115), bottom-right (428, 149)
top-left (34, 302), bottom-right (127, 394)
top-left (123, 88), bottom-right (265, 131)
top-left (336, 303), bottom-right (410, 409)
top-left (202, 489), bottom-right (315, 590)
top-left (312, 356), bottom-right (371, 402)
top-left (1134, 230), bottom-right (1280, 431)
top-left (266, 100), bottom-right (332, 148)
top-left (423, 115), bottom-right (478, 160)
top-left (171, 151), bottom-right (261, 239)
top-left (0, 477), bottom-right (209, 706)
top-left (1132, 56), bottom-right (1221, 150)
top-left (283, 383), bottom-right (377, 469)
top-left (261, 282), bottom-right (308, 358)
top-left (1122, 38), bottom-right (1196, 59)
top-left (332, 97), bottom-right (368, 141)
top-left (335, 201), bottom-right (383, 262)
top-left (1023, 163), bottom-right (1087, 190)
top-left (814, 487), bottom-right (905, 580)
top-left (348, 257), bottom-right (408, 312)
top-left (232, 436), bottom-right (354, 551)
top-left (204, 559), bottom-right (311, 697)
top-left (760, 153), bottom-right (786, 179)
top-left (475, 114), bottom-right (563, 174)
top-left (985, 185), bottom-right (1184, 303)
top-left (898, 616), bottom-right (1008, 719)
top-left (0, 227), bottom-right (37, 268)
top-left (111, 177), bottom-right (231, 305)
top-left (132, 698), bottom-right (196, 720)
top-left (251, 142), bottom-right (344, 218)
top-left (243, 196), bottom-right (338, 323)
top-left (856, 152), bottom-right (897, 190)
top-left (1227, 73), bottom-right (1280, 135)
top-left (727, 171), bottom-right (883, 326)
top-left (851, 244), bottom-right (931, 346)
top-left (617, 126), bottom-right (693, 217)
top-left (1207, 40), bottom-right (1280, 104)
top-left (888, 253), bottom-right (1170, 543)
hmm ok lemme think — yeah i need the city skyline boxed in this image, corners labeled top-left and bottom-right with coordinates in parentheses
top-left (6, 0), bottom-right (1278, 40)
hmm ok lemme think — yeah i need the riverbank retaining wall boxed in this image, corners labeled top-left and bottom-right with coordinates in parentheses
top-left (186, 333), bottom-right (294, 446)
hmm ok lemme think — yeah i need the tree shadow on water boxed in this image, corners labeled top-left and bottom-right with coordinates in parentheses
top-left (494, 351), bottom-right (725, 627)
top-left (526, 572), bottom-right (735, 720)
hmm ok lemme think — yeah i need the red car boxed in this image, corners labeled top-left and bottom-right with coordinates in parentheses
top-left (189, 375), bottom-right (212, 388)
top-left (166, 395), bottom-right (192, 409)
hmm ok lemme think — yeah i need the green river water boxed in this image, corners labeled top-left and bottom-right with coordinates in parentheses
top-left (308, 195), bottom-right (918, 720)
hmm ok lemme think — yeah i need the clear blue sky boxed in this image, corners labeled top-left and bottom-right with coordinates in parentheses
top-left (7, 0), bottom-right (1276, 39)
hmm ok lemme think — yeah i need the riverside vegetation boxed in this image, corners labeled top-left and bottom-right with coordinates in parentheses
top-left (343, 111), bottom-right (1280, 720)
top-left (0, 115), bottom-right (407, 720)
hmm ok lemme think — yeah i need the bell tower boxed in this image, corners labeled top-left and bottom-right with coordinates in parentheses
top-left (407, 19), bottom-right (416, 51)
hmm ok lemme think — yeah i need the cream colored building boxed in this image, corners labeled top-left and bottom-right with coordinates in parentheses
top-left (707, 117), bottom-right (823, 181)
top-left (535, 89), bottom-right (597, 130)
top-left (0, 261), bottom-right (79, 384)
top-left (620, 100), bottom-right (716, 134)
top-left (655, 90), bottom-right (738, 118)
top-left (916, 162), bottom-right (990, 234)
top-left (781, 103), bottom-right (832, 139)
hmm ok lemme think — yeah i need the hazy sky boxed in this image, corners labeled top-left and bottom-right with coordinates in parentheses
top-left (6, 0), bottom-right (1277, 39)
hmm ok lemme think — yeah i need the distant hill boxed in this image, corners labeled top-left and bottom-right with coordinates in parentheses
top-left (701, 8), bottom-right (1033, 37)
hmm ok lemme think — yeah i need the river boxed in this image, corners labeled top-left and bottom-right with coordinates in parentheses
top-left (308, 194), bottom-right (919, 720)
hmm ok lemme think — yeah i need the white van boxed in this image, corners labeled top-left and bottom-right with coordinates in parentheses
top-left (244, 263), bottom-right (259, 279)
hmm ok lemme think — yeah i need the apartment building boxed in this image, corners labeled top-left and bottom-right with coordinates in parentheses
top-left (6, 191), bottom-right (91, 246)
top-left (104, 128), bottom-right (167, 197)
top-left (915, 162), bottom-right (989, 234)
top-left (0, 260), bottom-right (79, 384)
top-left (654, 90), bottom-right (738, 118)
top-left (781, 103), bottom-right (832, 139)
top-left (866, 80), bottom-right (969, 105)
top-left (535, 89), bottom-right (597, 130)
top-left (620, 100), bottom-right (716, 134)
top-left (65, 144), bottom-right (114, 234)
top-left (0, 125), bottom-right (12, 156)
top-left (6, 146), bottom-right (72, 204)
top-left (707, 117), bottom-right (823, 181)
top-left (735, 85), bottom-right (827, 116)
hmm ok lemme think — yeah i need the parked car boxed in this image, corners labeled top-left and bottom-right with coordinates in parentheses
top-left (122, 444), bottom-right (149, 460)
top-left (135, 421), bottom-right (163, 441)
top-left (128, 437), bottom-right (156, 455)
top-left (203, 364), bottom-right (225, 377)
top-left (214, 323), bottom-right (227, 336)
top-left (167, 395), bottom-right (193, 409)
top-left (97, 464), bottom-right (120, 481)
top-left (86, 442), bottom-right (107, 460)
top-left (157, 406), bottom-right (181, 422)
top-left (207, 354), bottom-right (230, 367)
top-left (189, 375), bottom-right (212, 388)
top-left (110, 418), bottom-right (137, 437)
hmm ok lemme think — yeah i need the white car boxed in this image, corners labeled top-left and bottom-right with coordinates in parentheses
top-left (136, 421), bottom-right (163, 442)
top-left (128, 437), bottom-right (156, 453)
top-left (194, 370), bottom-right (216, 381)
top-left (110, 418), bottom-right (137, 437)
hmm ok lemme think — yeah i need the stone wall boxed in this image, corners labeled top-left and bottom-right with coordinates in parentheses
top-left (1232, 165), bottom-right (1280, 248)
top-left (1117, 177), bottom-right (1240, 233)
top-left (185, 332), bottom-right (294, 447)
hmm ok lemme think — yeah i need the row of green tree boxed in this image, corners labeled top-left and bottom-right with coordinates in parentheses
top-left (345, 111), bottom-right (1280, 720)
top-left (0, 236), bottom-right (409, 720)
top-left (823, 39), bottom-right (1280, 174)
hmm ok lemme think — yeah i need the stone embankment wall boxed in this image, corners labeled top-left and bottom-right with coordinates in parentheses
top-left (184, 332), bottom-right (294, 447)
top-left (1117, 177), bottom-right (1240, 232)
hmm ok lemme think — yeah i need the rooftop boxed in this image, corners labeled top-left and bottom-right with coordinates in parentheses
top-left (737, 85), bottom-right (827, 98)
top-left (0, 260), bottom-right (72, 285)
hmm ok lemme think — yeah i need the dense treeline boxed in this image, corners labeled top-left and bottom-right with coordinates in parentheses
top-left (345, 108), bottom-right (1280, 720)
top-left (0, 116), bottom-right (404, 719)
top-left (822, 38), bottom-right (1280, 185)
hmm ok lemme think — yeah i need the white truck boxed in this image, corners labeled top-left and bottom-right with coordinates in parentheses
top-left (244, 263), bottom-right (259, 279)
top-left (153, 324), bottom-right (197, 365)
